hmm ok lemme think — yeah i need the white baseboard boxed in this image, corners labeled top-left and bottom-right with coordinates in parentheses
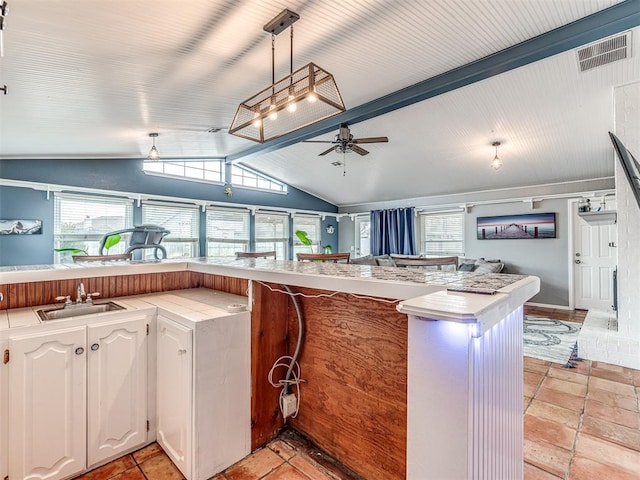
top-left (524, 302), bottom-right (573, 310)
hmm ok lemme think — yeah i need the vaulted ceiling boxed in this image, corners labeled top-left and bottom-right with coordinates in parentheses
top-left (0, 1), bottom-right (638, 207)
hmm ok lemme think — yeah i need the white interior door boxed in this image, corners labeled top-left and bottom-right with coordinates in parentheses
top-left (354, 216), bottom-right (370, 257)
top-left (573, 201), bottom-right (617, 311)
top-left (87, 317), bottom-right (148, 467)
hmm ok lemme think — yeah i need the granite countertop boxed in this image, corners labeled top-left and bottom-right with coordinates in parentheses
top-left (0, 257), bottom-right (528, 295)
top-left (189, 257), bottom-right (527, 294)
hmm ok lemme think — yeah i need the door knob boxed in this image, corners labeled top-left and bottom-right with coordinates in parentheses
top-left (575, 259), bottom-right (581, 264)
top-left (575, 253), bottom-right (581, 257)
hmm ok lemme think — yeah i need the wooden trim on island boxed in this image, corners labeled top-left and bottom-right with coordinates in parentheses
top-left (0, 272), bottom-right (248, 309)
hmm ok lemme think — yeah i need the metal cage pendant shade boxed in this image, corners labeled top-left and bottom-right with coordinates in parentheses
top-left (229, 10), bottom-right (345, 143)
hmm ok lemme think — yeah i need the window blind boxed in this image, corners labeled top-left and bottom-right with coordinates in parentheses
top-left (293, 215), bottom-right (320, 255)
top-left (420, 211), bottom-right (465, 256)
top-left (255, 212), bottom-right (289, 259)
top-left (206, 208), bottom-right (250, 256)
top-left (142, 202), bottom-right (199, 258)
top-left (54, 193), bottom-right (134, 262)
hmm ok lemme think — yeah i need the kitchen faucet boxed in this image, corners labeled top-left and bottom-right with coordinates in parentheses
top-left (77, 282), bottom-right (86, 303)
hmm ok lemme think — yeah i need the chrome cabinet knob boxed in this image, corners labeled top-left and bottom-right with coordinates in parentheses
top-left (75, 347), bottom-right (84, 355)
top-left (575, 259), bottom-right (581, 264)
top-left (91, 343), bottom-right (100, 351)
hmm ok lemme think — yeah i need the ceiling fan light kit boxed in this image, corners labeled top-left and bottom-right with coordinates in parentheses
top-left (306, 123), bottom-right (388, 157)
top-left (229, 9), bottom-right (345, 143)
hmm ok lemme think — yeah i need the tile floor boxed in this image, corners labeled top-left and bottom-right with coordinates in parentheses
top-left (74, 307), bottom-right (640, 480)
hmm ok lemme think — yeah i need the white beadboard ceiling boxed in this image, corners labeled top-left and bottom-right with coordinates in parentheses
top-left (0, 0), bottom-right (638, 206)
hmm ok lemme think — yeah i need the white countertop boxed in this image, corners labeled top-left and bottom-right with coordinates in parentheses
top-left (0, 258), bottom-right (540, 330)
top-left (2, 288), bottom-right (248, 331)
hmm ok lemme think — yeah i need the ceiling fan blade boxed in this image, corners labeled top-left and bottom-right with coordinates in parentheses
top-left (319, 146), bottom-right (336, 156)
top-left (352, 136), bottom-right (389, 144)
top-left (303, 140), bottom-right (336, 144)
top-left (351, 145), bottom-right (370, 156)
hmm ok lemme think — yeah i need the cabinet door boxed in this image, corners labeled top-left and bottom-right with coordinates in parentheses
top-left (9, 326), bottom-right (87, 480)
top-left (87, 316), bottom-right (148, 467)
top-left (157, 316), bottom-right (192, 478)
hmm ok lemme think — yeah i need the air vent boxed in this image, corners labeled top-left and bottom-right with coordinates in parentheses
top-left (576, 31), bottom-right (631, 72)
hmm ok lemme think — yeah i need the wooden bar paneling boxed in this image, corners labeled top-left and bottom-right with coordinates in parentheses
top-left (0, 271), bottom-right (246, 309)
top-left (250, 282), bottom-right (289, 450)
top-left (287, 287), bottom-right (407, 480)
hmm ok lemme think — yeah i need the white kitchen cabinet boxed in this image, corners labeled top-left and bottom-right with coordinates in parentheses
top-left (157, 316), bottom-right (193, 477)
top-left (8, 326), bottom-right (87, 480)
top-left (157, 310), bottom-right (251, 480)
top-left (6, 315), bottom-right (150, 480)
top-left (87, 317), bottom-right (148, 467)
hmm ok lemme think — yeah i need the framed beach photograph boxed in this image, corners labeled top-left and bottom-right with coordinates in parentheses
top-left (0, 219), bottom-right (43, 235)
top-left (477, 213), bottom-right (556, 240)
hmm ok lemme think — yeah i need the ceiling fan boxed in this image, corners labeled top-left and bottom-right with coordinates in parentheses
top-left (304, 123), bottom-right (389, 156)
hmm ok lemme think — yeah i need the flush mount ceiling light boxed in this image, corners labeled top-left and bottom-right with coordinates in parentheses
top-left (490, 141), bottom-right (502, 171)
top-left (229, 8), bottom-right (346, 143)
top-left (147, 133), bottom-right (160, 160)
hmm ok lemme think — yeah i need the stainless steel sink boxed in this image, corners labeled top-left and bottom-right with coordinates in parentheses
top-left (36, 302), bottom-right (126, 321)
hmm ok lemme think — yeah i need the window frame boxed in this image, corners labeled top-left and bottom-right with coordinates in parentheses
top-left (142, 160), bottom-right (225, 185)
top-left (293, 214), bottom-right (321, 256)
top-left (231, 164), bottom-right (287, 194)
top-left (205, 207), bottom-right (251, 257)
top-left (418, 210), bottom-right (465, 257)
top-left (141, 200), bottom-right (200, 259)
top-left (53, 193), bottom-right (134, 263)
top-left (254, 211), bottom-right (290, 260)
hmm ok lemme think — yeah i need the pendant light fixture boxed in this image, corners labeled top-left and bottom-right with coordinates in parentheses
top-left (148, 133), bottom-right (160, 161)
top-left (229, 9), bottom-right (345, 143)
top-left (490, 141), bottom-right (502, 170)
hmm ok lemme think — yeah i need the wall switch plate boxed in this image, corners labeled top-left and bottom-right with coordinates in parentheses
top-left (281, 393), bottom-right (297, 419)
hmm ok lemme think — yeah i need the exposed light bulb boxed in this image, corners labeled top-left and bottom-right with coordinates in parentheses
top-left (287, 94), bottom-right (297, 113)
top-left (307, 91), bottom-right (317, 103)
top-left (252, 112), bottom-right (262, 128)
top-left (147, 133), bottom-right (159, 161)
top-left (148, 145), bottom-right (159, 161)
top-left (490, 141), bottom-right (502, 170)
top-left (269, 100), bottom-right (278, 121)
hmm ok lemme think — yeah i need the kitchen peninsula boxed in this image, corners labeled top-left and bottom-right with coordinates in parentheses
top-left (0, 258), bottom-right (539, 480)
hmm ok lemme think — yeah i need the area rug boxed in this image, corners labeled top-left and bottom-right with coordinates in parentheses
top-left (523, 316), bottom-right (582, 367)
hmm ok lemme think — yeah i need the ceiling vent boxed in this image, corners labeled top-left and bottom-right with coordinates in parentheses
top-left (576, 31), bottom-right (631, 72)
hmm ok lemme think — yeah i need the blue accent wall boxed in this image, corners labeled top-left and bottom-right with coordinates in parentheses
top-left (0, 186), bottom-right (54, 265)
top-left (0, 159), bottom-right (337, 266)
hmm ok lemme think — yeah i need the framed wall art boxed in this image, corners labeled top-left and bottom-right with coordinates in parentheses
top-left (477, 213), bottom-right (556, 240)
top-left (0, 219), bottom-right (43, 235)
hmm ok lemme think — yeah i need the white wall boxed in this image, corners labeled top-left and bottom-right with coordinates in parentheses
top-left (614, 81), bottom-right (640, 342)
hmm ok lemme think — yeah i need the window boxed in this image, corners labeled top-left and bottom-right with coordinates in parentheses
top-left (141, 202), bottom-right (199, 258)
top-left (419, 211), bottom-right (465, 257)
top-left (255, 212), bottom-right (289, 260)
top-left (54, 193), bottom-right (133, 263)
top-left (231, 164), bottom-right (287, 193)
top-left (143, 160), bottom-right (224, 184)
top-left (293, 215), bottom-right (321, 256)
top-left (206, 208), bottom-right (250, 257)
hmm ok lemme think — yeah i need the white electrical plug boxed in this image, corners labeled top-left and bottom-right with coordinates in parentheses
top-left (281, 393), bottom-right (297, 419)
